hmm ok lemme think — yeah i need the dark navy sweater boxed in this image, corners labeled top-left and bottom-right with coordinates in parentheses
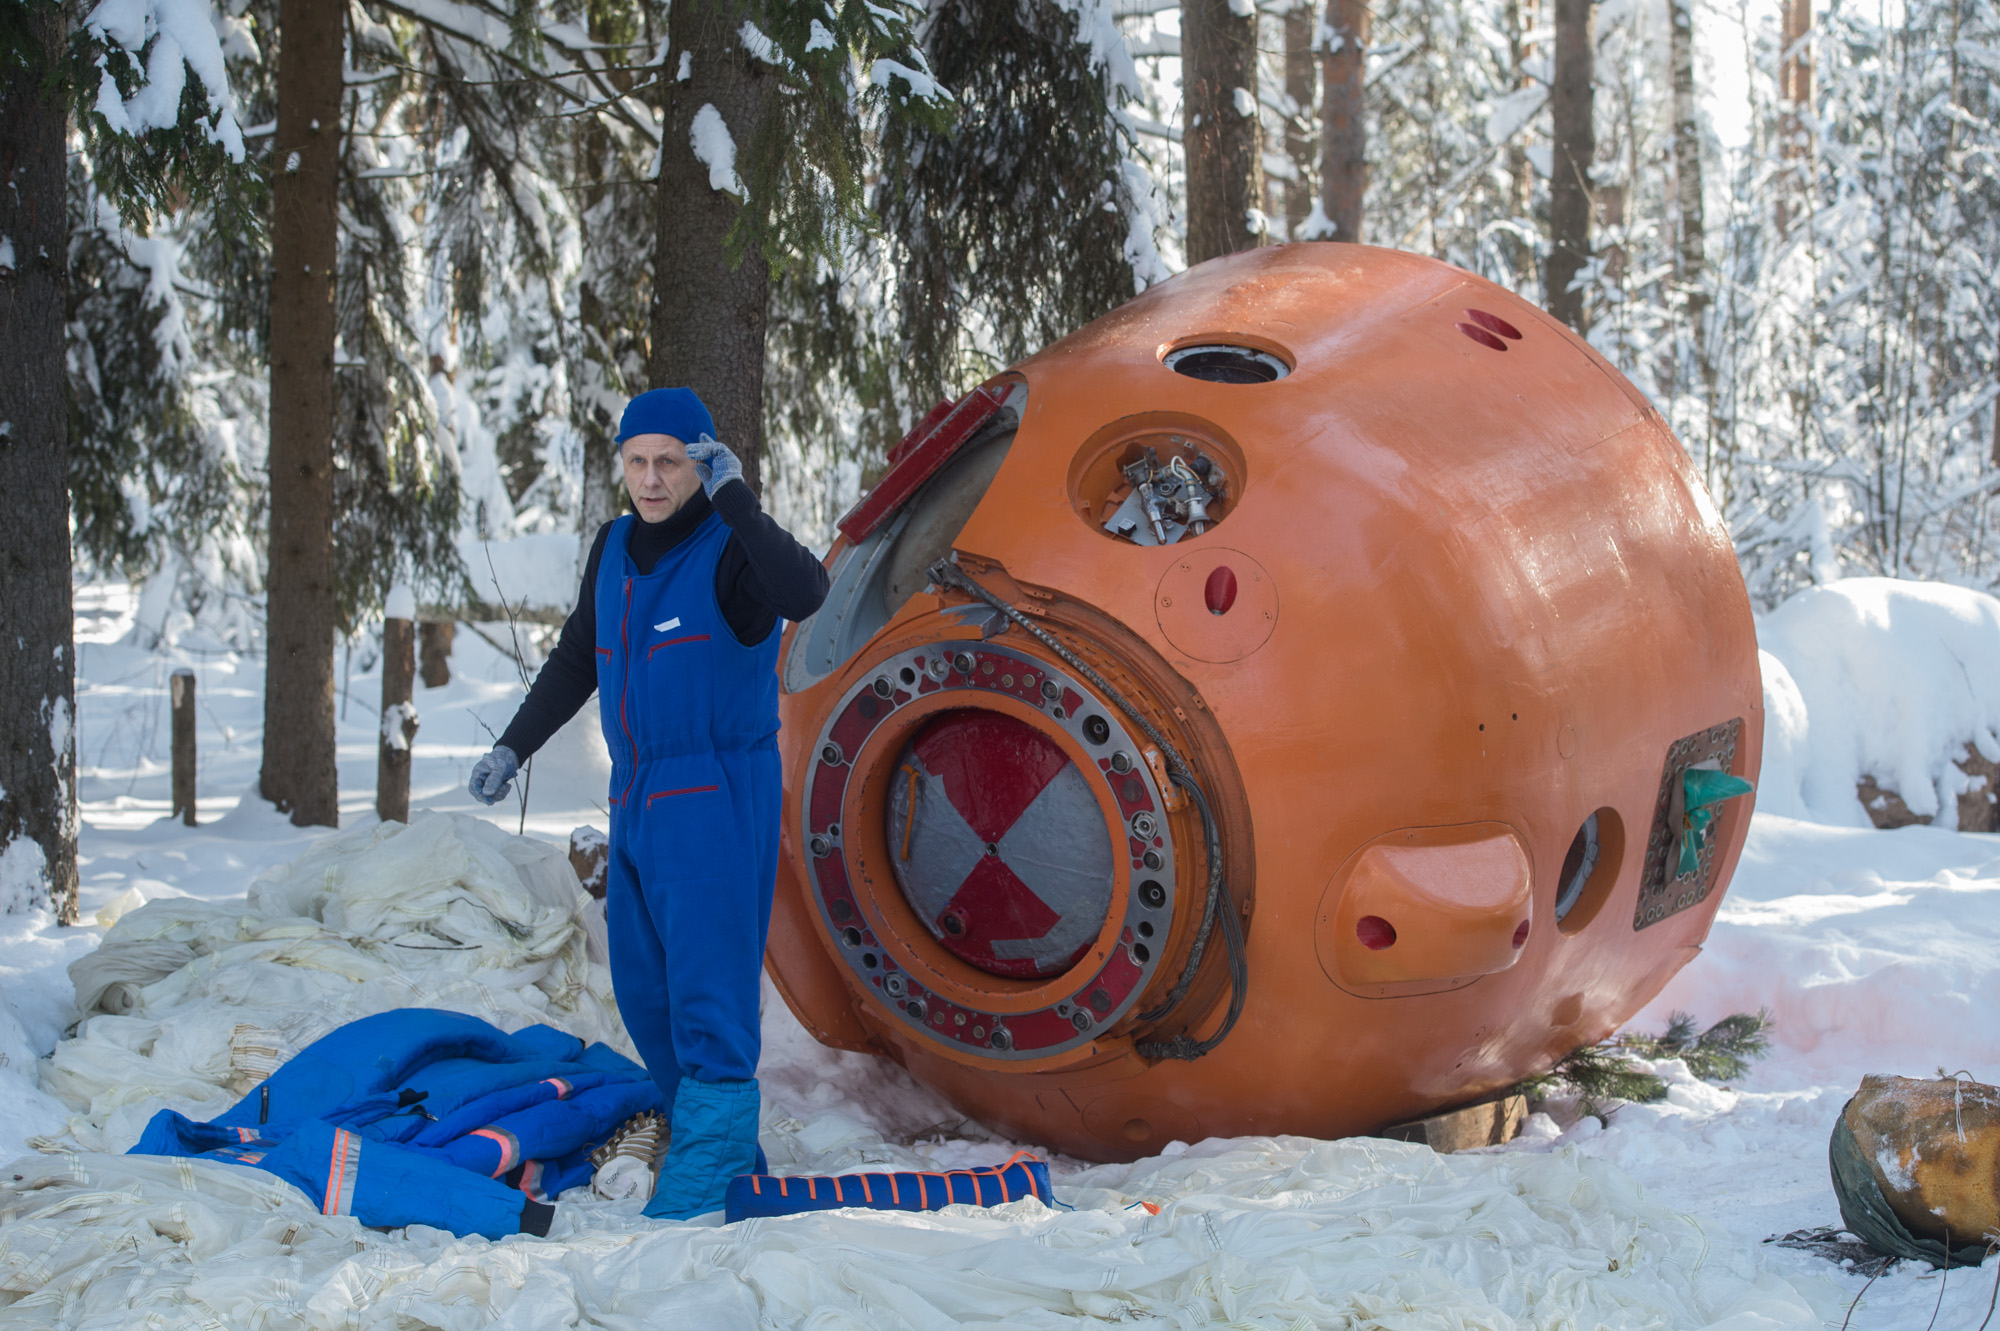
top-left (497, 481), bottom-right (829, 760)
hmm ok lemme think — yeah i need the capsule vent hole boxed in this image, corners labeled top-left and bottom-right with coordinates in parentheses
top-left (1356, 915), bottom-right (1397, 950)
top-left (1164, 344), bottom-right (1290, 384)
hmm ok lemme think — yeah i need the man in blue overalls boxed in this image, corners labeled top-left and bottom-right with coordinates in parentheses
top-left (466, 387), bottom-right (829, 1219)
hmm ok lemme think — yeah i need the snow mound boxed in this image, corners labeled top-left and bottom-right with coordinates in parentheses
top-left (1758, 578), bottom-right (2000, 826)
top-left (1644, 812), bottom-right (2000, 1078)
top-left (37, 813), bottom-right (624, 1147)
top-left (0, 1133), bottom-right (1833, 1328)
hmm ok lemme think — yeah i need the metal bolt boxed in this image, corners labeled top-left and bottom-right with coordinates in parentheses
top-left (1070, 1010), bottom-right (1093, 1032)
top-left (821, 741), bottom-right (844, 766)
top-left (884, 973), bottom-right (906, 997)
top-left (927, 657), bottom-right (949, 680)
top-left (989, 1026), bottom-right (1012, 1051)
top-left (873, 677), bottom-right (893, 698)
top-left (953, 651), bottom-right (975, 674)
top-left (1131, 812), bottom-right (1158, 839)
top-left (809, 834), bottom-right (831, 858)
top-left (1041, 679), bottom-right (1060, 700)
top-left (1110, 751), bottom-right (1135, 774)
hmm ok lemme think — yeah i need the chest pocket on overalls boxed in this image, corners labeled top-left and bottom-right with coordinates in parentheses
top-left (641, 622), bottom-right (721, 745)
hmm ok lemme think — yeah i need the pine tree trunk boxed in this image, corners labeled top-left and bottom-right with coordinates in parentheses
top-left (1670, 0), bottom-right (1704, 307)
top-left (0, 0), bottom-right (79, 923)
top-left (1546, 0), bottom-right (1594, 330)
top-left (262, 0), bottom-right (345, 827)
top-left (1318, 0), bottom-right (1368, 242)
top-left (652, 0), bottom-right (771, 494)
top-left (1776, 0), bottom-right (1810, 234)
top-left (1504, 0), bottom-right (1535, 277)
top-left (1281, 2), bottom-right (1317, 239)
top-left (1182, 0), bottom-right (1262, 264)
top-left (574, 0), bottom-right (640, 545)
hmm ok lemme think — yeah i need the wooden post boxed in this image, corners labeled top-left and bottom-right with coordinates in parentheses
top-left (419, 619), bottom-right (455, 688)
top-left (170, 669), bottom-right (196, 827)
top-left (377, 618), bottom-right (419, 824)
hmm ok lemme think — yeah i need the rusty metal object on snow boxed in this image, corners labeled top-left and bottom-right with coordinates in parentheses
top-left (1837, 1073), bottom-right (2000, 1262)
top-left (767, 244), bottom-right (1765, 1162)
top-left (1379, 1094), bottom-right (1528, 1154)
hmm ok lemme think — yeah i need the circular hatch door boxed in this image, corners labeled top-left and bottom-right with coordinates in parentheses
top-left (887, 710), bottom-right (1114, 979)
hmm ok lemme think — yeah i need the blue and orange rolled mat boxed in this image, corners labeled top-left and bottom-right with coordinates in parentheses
top-left (724, 1150), bottom-right (1053, 1222)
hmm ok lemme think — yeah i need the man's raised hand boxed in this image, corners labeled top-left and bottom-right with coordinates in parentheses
top-left (686, 435), bottom-right (743, 498)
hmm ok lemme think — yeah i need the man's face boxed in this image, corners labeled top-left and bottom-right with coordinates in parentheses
top-left (621, 434), bottom-right (702, 523)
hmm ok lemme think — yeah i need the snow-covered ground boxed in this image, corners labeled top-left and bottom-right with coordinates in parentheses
top-left (1, 578), bottom-right (1997, 1326)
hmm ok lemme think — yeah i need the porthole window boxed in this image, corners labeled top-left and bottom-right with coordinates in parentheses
top-left (1163, 344), bottom-right (1290, 384)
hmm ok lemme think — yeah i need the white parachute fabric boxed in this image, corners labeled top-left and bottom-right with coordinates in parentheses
top-left (3, 815), bottom-right (1834, 1327)
top-left (0, 1133), bottom-right (1834, 1328)
top-left (38, 813), bottom-right (624, 1144)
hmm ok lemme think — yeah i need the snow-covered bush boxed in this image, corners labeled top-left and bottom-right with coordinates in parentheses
top-left (1759, 579), bottom-right (2000, 828)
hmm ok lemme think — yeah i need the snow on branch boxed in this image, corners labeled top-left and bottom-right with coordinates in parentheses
top-left (81, 0), bottom-right (247, 160)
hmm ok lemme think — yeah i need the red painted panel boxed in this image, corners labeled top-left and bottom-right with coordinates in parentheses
top-left (837, 383), bottom-right (1009, 543)
top-left (912, 711), bottom-right (1070, 843)
top-left (937, 856), bottom-right (1066, 979)
top-left (1004, 1008), bottom-right (1079, 1052)
top-left (829, 694), bottom-right (883, 759)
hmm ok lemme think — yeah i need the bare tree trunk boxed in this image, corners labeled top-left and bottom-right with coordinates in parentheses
top-left (1182, 0), bottom-right (1263, 263)
top-left (418, 620), bottom-right (454, 687)
top-left (652, 0), bottom-right (772, 493)
top-left (1546, 0), bottom-right (1594, 330)
top-left (1282, 1), bottom-right (1317, 239)
top-left (0, 0), bottom-right (79, 922)
top-left (171, 670), bottom-right (197, 826)
top-left (1991, 340), bottom-right (1999, 468)
top-left (262, 0), bottom-right (345, 827)
top-left (1776, 0), bottom-right (1811, 234)
top-left (1318, 0), bottom-right (1368, 241)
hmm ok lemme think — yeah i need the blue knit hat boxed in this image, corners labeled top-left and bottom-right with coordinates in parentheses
top-left (616, 387), bottom-right (716, 446)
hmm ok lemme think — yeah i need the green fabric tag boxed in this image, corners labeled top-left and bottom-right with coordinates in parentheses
top-left (1677, 770), bottom-right (1755, 876)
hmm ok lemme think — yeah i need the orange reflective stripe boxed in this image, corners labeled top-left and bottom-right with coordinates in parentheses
top-left (860, 1174), bottom-right (873, 1203)
top-left (468, 1127), bottom-right (517, 1178)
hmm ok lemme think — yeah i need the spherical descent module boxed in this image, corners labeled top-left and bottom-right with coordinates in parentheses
top-left (768, 244), bottom-right (1763, 1161)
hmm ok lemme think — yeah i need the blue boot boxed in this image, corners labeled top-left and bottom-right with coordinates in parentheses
top-left (644, 1077), bottom-right (761, 1221)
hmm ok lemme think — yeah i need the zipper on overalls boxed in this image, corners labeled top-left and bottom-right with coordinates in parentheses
top-left (618, 574), bottom-right (638, 808)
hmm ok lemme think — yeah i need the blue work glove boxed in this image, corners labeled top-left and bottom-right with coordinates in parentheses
top-left (467, 744), bottom-right (519, 805)
top-left (685, 434), bottom-right (743, 498)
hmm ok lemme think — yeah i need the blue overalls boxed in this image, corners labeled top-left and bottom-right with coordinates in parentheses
top-left (594, 510), bottom-right (781, 1218)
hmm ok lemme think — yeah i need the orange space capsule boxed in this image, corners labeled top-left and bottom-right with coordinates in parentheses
top-left (766, 243), bottom-right (1763, 1162)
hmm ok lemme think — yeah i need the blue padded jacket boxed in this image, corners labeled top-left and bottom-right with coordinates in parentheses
top-left (131, 1008), bottom-right (662, 1239)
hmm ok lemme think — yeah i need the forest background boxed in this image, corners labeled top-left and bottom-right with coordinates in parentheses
top-left (3, 0), bottom-right (1998, 919)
